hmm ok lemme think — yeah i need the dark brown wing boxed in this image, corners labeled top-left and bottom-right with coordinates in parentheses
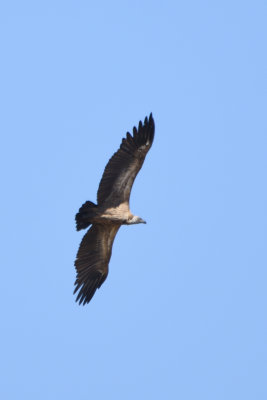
top-left (74, 224), bottom-right (120, 305)
top-left (97, 113), bottom-right (155, 206)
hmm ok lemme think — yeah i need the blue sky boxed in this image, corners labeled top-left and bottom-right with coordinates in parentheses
top-left (1, 1), bottom-right (266, 399)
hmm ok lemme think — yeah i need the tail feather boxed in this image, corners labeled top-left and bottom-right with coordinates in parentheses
top-left (75, 201), bottom-right (97, 231)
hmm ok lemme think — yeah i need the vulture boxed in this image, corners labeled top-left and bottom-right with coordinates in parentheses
top-left (74, 113), bottom-right (155, 305)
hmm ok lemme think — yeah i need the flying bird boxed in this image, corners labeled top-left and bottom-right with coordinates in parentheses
top-left (74, 113), bottom-right (155, 305)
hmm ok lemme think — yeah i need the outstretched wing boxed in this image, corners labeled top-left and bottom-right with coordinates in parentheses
top-left (97, 113), bottom-right (155, 206)
top-left (74, 224), bottom-right (120, 305)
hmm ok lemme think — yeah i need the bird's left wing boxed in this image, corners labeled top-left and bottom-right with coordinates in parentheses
top-left (74, 224), bottom-right (120, 305)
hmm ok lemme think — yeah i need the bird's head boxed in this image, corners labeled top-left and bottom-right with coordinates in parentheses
top-left (127, 215), bottom-right (146, 225)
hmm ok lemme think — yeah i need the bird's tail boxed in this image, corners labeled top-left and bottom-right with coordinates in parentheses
top-left (75, 201), bottom-right (98, 231)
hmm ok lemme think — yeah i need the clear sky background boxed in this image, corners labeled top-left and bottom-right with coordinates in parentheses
top-left (1, 1), bottom-right (266, 399)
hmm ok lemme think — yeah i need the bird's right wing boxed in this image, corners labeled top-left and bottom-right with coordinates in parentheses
top-left (74, 224), bottom-right (120, 305)
top-left (97, 113), bottom-right (155, 206)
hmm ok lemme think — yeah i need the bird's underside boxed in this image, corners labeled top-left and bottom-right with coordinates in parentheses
top-left (74, 113), bottom-right (155, 305)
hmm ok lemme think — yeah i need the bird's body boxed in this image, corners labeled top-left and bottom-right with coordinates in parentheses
top-left (74, 114), bottom-right (155, 305)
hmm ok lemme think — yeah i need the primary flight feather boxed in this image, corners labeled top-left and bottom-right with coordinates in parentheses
top-left (74, 113), bottom-right (155, 305)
